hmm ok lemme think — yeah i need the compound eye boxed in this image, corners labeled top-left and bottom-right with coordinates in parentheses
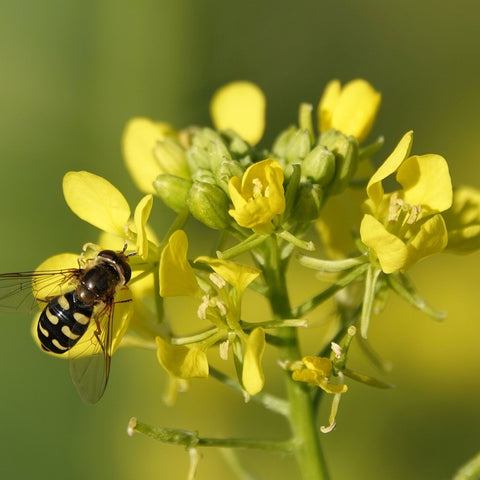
top-left (97, 250), bottom-right (117, 262)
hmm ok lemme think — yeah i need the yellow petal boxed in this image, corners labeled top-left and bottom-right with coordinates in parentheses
top-left (405, 214), bottom-right (448, 269)
top-left (318, 79), bottom-right (381, 142)
top-left (210, 81), bottom-right (266, 145)
top-left (133, 194), bottom-right (153, 260)
top-left (159, 230), bottom-right (199, 297)
top-left (195, 256), bottom-right (260, 298)
top-left (228, 159), bottom-right (285, 232)
top-left (444, 186), bottom-right (480, 253)
top-left (63, 171), bottom-right (131, 236)
top-left (122, 117), bottom-right (176, 194)
top-left (156, 336), bottom-right (209, 378)
top-left (302, 356), bottom-right (333, 376)
top-left (397, 154), bottom-right (452, 215)
top-left (242, 327), bottom-right (265, 395)
top-left (366, 131), bottom-right (413, 208)
top-left (318, 79), bottom-right (341, 133)
top-left (360, 214), bottom-right (408, 273)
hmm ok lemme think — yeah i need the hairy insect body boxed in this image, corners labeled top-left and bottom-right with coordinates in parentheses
top-left (37, 250), bottom-right (131, 355)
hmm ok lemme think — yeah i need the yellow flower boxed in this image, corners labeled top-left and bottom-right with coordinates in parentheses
top-left (63, 171), bottom-right (155, 260)
top-left (122, 117), bottom-right (178, 194)
top-left (292, 356), bottom-right (348, 394)
top-left (210, 81), bottom-right (266, 145)
top-left (360, 131), bottom-right (453, 273)
top-left (443, 186), bottom-right (480, 254)
top-left (228, 158), bottom-right (286, 234)
top-left (318, 78), bottom-right (381, 143)
top-left (197, 257), bottom-right (264, 395)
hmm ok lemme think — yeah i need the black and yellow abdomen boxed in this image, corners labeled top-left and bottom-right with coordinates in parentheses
top-left (37, 291), bottom-right (93, 354)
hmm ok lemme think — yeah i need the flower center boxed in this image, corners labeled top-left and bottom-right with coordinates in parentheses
top-left (251, 177), bottom-right (269, 199)
top-left (387, 192), bottom-right (421, 237)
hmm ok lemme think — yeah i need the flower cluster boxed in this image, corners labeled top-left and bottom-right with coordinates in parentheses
top-left (37, 78), bottom-right (480, 438)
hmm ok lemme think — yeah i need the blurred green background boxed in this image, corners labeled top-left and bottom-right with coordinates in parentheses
top-left (1, 1), bottom-right (480, 478)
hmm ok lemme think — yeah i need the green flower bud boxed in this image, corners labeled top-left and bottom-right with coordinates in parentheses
top-left (191, 168), bottom-right (217, 184)
top-left (207, 135), bottom-right (232, 172)
top-left (222, 130), bottom-right (251, 157)
top-left (272, 125), bottom-right (297, 158)
top-left (292, 183), bottom-right (324, 223)
top-left (285, 129), bottom-right (312, 165)
top-left (153, 137), bottom-right (190, 179)
top-left (153, 174), bottom-right (192, 212)
top-left (186, 128), bottom-right (230, 173)
top-left (214, 159), bottom-right (245, 193)
top-left (301, 145), bottom-right (335, 186)
top-left (319, 129), bottom-right (359, 195)
top-left (187, 181), bottom-right (232, 230)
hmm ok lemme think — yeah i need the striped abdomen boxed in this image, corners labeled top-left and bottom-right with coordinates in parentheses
top-left (37, 291), bottom-right (93, 354)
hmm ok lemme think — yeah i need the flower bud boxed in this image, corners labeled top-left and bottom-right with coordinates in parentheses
top-left (153, 174), bottom-right (192, 212)
top-left (301, 145), bottom-right (335, 186)
top-left (153, 137), bottom-right (190, 179)
top-left (191, 168), bottom-right (217, 184)
top-left (272, 126), bottom-right (297, 158)
top-left (222, 130), bottom-right (251, 157)
top-left (214, 159), bottom-right (245, 193)
top-left (319, 129), bottom-right (359, 194)
top-left (293, 183), bottom-right (324, 222)
top-left (187, 181), bottom-right (232, 230)
top-left (186, 128), bottom-right (230, 173)
top-left (285, 129), bottom-right (312, 165)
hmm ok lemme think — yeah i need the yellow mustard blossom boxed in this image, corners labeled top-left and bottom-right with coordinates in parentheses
top-left (157, 250), bottom-right (265, 395)
top-left (122, 117), bottom-right (179, 194)
top-left (210, 81), bottom-right (266, 146)
top-left (63, 171), bottom-right (156, 260)
top-left (292, 356), bottom-right (348, 394)
top-left (196, 256), bottom-right (265, 395)
top-left (228, 158), bottom-right (286, 234)
top-left (318, 78), bottom-right (381, 143)
top-left (442, 186), bottom-right (480, 254)
top-left (159, 230), bottom-right (200, 297)
top-left (360, 131), bottom-right (453, 273)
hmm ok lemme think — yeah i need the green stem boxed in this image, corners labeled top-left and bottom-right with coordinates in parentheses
top-left (452, 450), bottom-right (480, 480)
top-left (261, 237), bottom-right (329, 480)
top-left (128, 417), bottom-right (293, 452)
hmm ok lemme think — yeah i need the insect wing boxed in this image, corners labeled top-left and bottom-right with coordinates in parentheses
top-left (68, 289), bottom-right (132, 404)
top-left (0, 269), bottom-right (80, 312)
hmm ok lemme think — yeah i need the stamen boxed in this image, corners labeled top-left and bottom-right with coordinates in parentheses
top-left (407, 205), bottom-right (421, 224)
top-left (331, 342), bottom-right (342, 359)
top-left (209, 272), bottom-right (226, 289)
top-left (252, 178), bottom-right (263, 198)
top-left (219, 340), bottom-right (229, 360)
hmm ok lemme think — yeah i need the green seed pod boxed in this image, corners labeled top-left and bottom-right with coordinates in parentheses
top-left (153, 174), bottom-right (192, 212)
top-left (187, 181), bottom-right (232, 230)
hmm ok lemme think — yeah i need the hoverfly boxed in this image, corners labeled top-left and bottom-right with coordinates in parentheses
top-left (0, 246), bottom-right (134, 404)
